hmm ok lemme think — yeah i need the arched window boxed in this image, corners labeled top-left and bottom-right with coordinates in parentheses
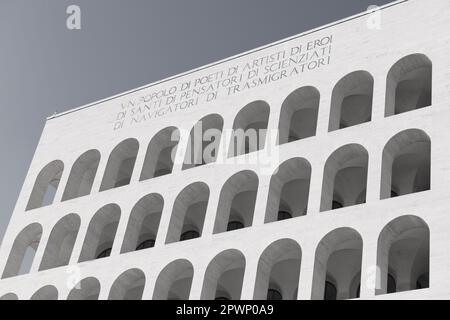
top-left (2, 223), bottom-right (42, 278)
top-left (140, 127), bottom-right (179, 181)
top-left (385, 54), bottom-right (432, 116)
top-left (0, 293), bottom-right (18, 300)
top-left (214, 171), bottom-right (258, 234)
top-left (78, 204), bottom-right (121, 262)
top-left (39, 213), bottom-right (80, 271)
top-left (67, 277), bottom-right (100, 300)
top-left (320, 144), bottom-right (368, 211)
top-left (329, 71), bottom-right (373, 131)
top-left (380, 129), bottom-right (430, 199)
top-left (278, 86), bottom-right (319, 144)
top-left (201, 249), bottom-right (246, 300)
top-left (376, 215), bottom-right (429, 295)
top-left (26, 160), bottom-right (64, 210)
top-left (166, 182), bottom-right (209, 244)
top-left (183, 114), bottom-right (223, 169)
top-left (228, 101), bottom-right (270, 157)
top-left (121, 193), bottom-right (163, 253)
top-left (62, 150), bottom-right (100, 201)
top-left (311, 227), bottom-right (363, 300)
top-left (253, 239), bottom-right (302, 300)
top-left (100, 139), bottom-right (139, 191)
top-left (153, 259), bottom-right (194, 300)
top-left (265, 158), bottom-right (311, 223)
top-left (30, 285), bottom-right (58, 300)
top-left (108, 268), bottom-right (145, 300)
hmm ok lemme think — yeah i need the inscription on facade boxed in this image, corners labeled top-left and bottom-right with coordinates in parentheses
top-left (113, 35), bottom-right (333, 130)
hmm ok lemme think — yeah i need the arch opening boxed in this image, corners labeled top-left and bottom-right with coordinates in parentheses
top-left (166, 182), bottom-right (209, 244)
top-left (100, 139), bottom-right (139, 191)
top-left (26, 160), bottom-right (64, 210)
top-left (39, 213), bottom-right (80, 271)
top-left (67, 277), bottom-right (100, 300)
top-left (2, 223), bottom-right (42, 278)
top-left (62, 150), bottom-right (101, 201)
top-left (140, 127), bottom-right (179, 180)
top-left (265, 158), bottom-right (311, 223)
top-left (329, 71), bottom-right (373, 131)
top-left (376, 215), bottom-right (429, 295)
top-left (79, 204), bottom-right (121, 262)
top-left (30, 285), bottom-right (58, 300)
top-left (253, 239), bottom-right (302, 300)
top-left (201, 249), bottom-right (246, 300)
top-left (183, 114), bottom-right (223, 169)
top-left (380, 129), bottom-right (430, 199)
top-left (228, 101), bottom-right (270, 157)
top-left (0, 293), bottom-right (18, 300)
top-left (278, 86), bottom-right (319, 144)
top-left (121, 193), bottom-right (163, 253)
top-left (320, 144), bottom-right (368, 212)
top-left (214, 171), bottom-right (258, 234)
top-left (108, 268), bottom-right (146, 300)
top-left (311, 228), bottom-right (363, 300)
top-left (153, 259), bottom-right (194, 300)
top-left (385, 54), bottom-right (432, 116)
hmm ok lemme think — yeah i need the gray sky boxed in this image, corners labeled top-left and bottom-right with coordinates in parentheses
top-left (0, 0), bottom-right (395, 242)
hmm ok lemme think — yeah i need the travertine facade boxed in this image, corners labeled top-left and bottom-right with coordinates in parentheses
top-left (0, 0), bottom-right (448, 300)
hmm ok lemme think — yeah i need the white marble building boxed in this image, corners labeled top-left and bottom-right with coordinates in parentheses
top-left (0, 0), bottom-right (448, 300)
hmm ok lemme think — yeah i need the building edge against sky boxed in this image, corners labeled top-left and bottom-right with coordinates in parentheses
top-left (0, 0), bottom-right (449, 299)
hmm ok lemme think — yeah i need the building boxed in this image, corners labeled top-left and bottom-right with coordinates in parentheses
top-left (0, 0), bottom-right (448, 300)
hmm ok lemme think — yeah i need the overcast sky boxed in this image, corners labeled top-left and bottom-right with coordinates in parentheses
top-left (0, 0), bottom-right (396, 242)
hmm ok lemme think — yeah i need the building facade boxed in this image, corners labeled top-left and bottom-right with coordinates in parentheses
top-left (0, 0), bottom-right (449, 300)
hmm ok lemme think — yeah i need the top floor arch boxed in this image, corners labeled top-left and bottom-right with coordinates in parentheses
top-left (26, 160), bottom-right (64, 211)
top-left (385, 53), bottom-right (432, 116)
top-left (278, 86), bottom-right (319, 144)
top-left (140, 127), bottom-right (180, 180)
top-left (228, 101), bottom-right (270, 157)
top-left (100, 138), bottom-right (139, 191)
top-left (329, 71), bottom-right (373, 131)
top-left (62, 149), bottom-right (101, 201)
top-left (183, 114), bottom-right (224, 169)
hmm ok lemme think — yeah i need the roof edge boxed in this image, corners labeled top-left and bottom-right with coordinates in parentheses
top-left (47, 0), bottom-right (408, 121)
